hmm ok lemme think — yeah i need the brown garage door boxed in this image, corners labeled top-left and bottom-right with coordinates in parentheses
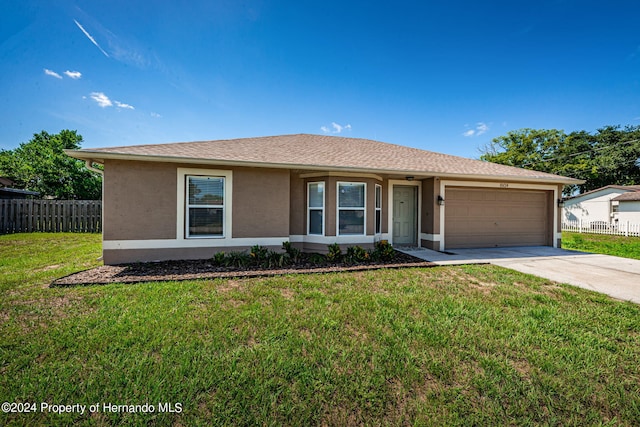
top-left (445, 187), bottom-right (550, 249)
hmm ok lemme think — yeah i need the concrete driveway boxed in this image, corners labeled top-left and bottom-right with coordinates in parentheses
top-left (399, 246), bottom-right (640, 304)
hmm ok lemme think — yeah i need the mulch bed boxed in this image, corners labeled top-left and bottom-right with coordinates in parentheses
top-left (52, 251), bottom-right (435, 286)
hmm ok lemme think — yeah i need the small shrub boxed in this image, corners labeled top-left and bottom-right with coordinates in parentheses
top-left (226, 251), bottom-right (251, 268)
top-left (212, 251), bottom-right (226, 266)
top-left (345, 245), bottom-right (369, 264)
top-left (250, 245), bottom-right (270, 266)
top-left (282, 241), bottom-right (301, 263)
top-left (308, 253), bottom-right (327, 265)
top-left (267, 251), bottom-right (287, 268)
top-left (372, 240), bottom-right (394, 262)
top-left (326, 243), bottom-right (342, 263)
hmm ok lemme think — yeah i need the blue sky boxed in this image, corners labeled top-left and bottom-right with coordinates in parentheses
top-left (1, 0), bottom-right (640, 158)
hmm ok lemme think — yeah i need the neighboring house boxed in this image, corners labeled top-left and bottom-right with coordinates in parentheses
top-left (66, 134), bottom-right (579, 265)
top-left (563, 185), bottom-right (640, 226)
top-left (0, 177), bottom-right (39, 199)
top-left (612, 191), bottom-right (640, 224)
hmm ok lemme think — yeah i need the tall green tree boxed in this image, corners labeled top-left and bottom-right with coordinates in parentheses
top-left (480, 126), bottom-right (640, 195)
top-left (0, 130), bottom-right (102, 199)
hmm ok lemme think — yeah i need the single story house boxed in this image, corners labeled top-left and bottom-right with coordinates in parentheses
top-left (0, 177), bottom-right (40, 199)
top-left (66, 134), bottom-right (579, 265)
top-left (563, 185), bottom-right (640, 226)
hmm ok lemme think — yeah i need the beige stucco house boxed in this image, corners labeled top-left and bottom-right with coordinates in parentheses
top-left (66, 134), bottom-right (579, 264)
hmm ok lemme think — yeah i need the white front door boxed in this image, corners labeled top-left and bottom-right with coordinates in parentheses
top-left (393, 186), bottom-right (417, 245)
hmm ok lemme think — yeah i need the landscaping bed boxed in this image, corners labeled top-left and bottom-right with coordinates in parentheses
top-left (52, 247), bottom-right (433, 286)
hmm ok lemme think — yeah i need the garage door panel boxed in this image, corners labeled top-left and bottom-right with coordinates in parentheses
top-left (445, 187), bottom-right (550, 249)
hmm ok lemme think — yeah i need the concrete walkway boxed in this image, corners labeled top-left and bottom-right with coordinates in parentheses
top-left (398, 246), bottom-right (640, 304)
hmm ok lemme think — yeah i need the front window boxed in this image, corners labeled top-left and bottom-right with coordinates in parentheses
top-left (338, 182), bottom-right (366, 235)
top-left (308, 182), bottom-right (324, 235)
top-left (186, 176), bottom-right (224, 237)
top-left (375, 184), bottom-right (382, 234)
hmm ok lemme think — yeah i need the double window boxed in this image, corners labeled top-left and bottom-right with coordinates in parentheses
top-left (186, 175), bottom-right (225, 237)
top-left (338, 182), bottom-right (366, 235)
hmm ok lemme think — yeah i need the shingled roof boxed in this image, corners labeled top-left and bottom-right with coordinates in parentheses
top-left (612, 191), bottom-right (640, 202)
top-left (66, 134), bottom-right (579, 184)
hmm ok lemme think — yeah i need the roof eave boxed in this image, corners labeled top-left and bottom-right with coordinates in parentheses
top-left (65, 149), bottom-right (582, 185)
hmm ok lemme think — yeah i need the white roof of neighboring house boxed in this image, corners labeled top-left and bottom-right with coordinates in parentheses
top-left (564, 185), bottom-right (640, 202)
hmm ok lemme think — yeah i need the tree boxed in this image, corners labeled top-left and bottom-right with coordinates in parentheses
top-left (0, 130), bottom-right (102, 199)
top-left (480, 126), bottom-right (640, 195)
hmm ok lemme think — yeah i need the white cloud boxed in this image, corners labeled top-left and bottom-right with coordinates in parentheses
top-left (74, 19), bottom-right (110, 57)
top-left (321, 122), bottom-right (352, 134)
top-left (44, 69), bottom-right (62, 79)
top-left (64, 70), bottom-right (82, 79)
top-left (151, 112), bottom-right (162, 118)
top-left (115, 101), bottom-right (134, 110)
top-left (90, 92), bottom-right (113, 107)
top-left (463, 122), bottom-right (490, 137)
top-left (476, 122), bottom-right (488, 136)
top-left (89, 92), bottom-right (135, 110)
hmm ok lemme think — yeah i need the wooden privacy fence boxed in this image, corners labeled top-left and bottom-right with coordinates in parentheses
top-left (0, 200), bottom-right (102, 234)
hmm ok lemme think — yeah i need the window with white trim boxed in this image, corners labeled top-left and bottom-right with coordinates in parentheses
top-left (375, 184), bottom-right (382, 234)
top-left (338, 182), bottom-right (366, 235)
top-left (307, 182), bottom-right (325, 235)
top-left (186, 175), bottom-right (225, 237)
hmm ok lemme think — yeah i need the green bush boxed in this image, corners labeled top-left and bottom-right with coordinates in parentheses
top-left (212, 251), bottom-right (226, 266)
top-left (371, 240), bottom-right (394, 262)
top-left (326, 243), bottom-right (342, 263)
top-left (250, 245), bottom-right (270, 265)
top-left (225, 251), bottom-right (251, 268)
top-left (308, 253), bottom-right (327, 265)
top-left (282, 241), bottom-right (301, 264)
top-left (267, 251), bottom-right (287, 268)
top-left (345, 246), bottom-right (369, 264)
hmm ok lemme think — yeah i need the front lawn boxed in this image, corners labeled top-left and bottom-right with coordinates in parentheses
top-left (1, 233), bottom-right (640, 426)
top-left (562, 231), bottom-right (640, 260)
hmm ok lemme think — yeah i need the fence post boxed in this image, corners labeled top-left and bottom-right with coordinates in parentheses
top-left (579, 218), bottom-right (583, 233)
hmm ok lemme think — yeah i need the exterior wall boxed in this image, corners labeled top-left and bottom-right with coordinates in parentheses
top-left (420, 178), bottom-right (440, 250)
top-left (103, 245), bottom-right (282, 265)
top-left (563, 189), bottom-right (626, 224)
top-left (102, 161), bottom-right (291, 264)
top-left (289, 173), bottom-right (305, 236)
top-left (103, 159), bottom-right (177, 241)
top-left (556, 184), bottom-right (563, 248)
top-left (618, 201), bottom-right (640, 224)
top-left (232, 167), bottom-right (290, 238)
top-left (380, 178), bottom-right (389, 235)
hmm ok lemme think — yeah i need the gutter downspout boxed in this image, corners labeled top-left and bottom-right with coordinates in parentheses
top-left (85, 159), bottom-right (104, 175)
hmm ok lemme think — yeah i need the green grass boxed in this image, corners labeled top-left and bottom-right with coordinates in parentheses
top-left (2, 233), bottom-right (640, 426)
top-left (562, 231), bottom-right (640, 260)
